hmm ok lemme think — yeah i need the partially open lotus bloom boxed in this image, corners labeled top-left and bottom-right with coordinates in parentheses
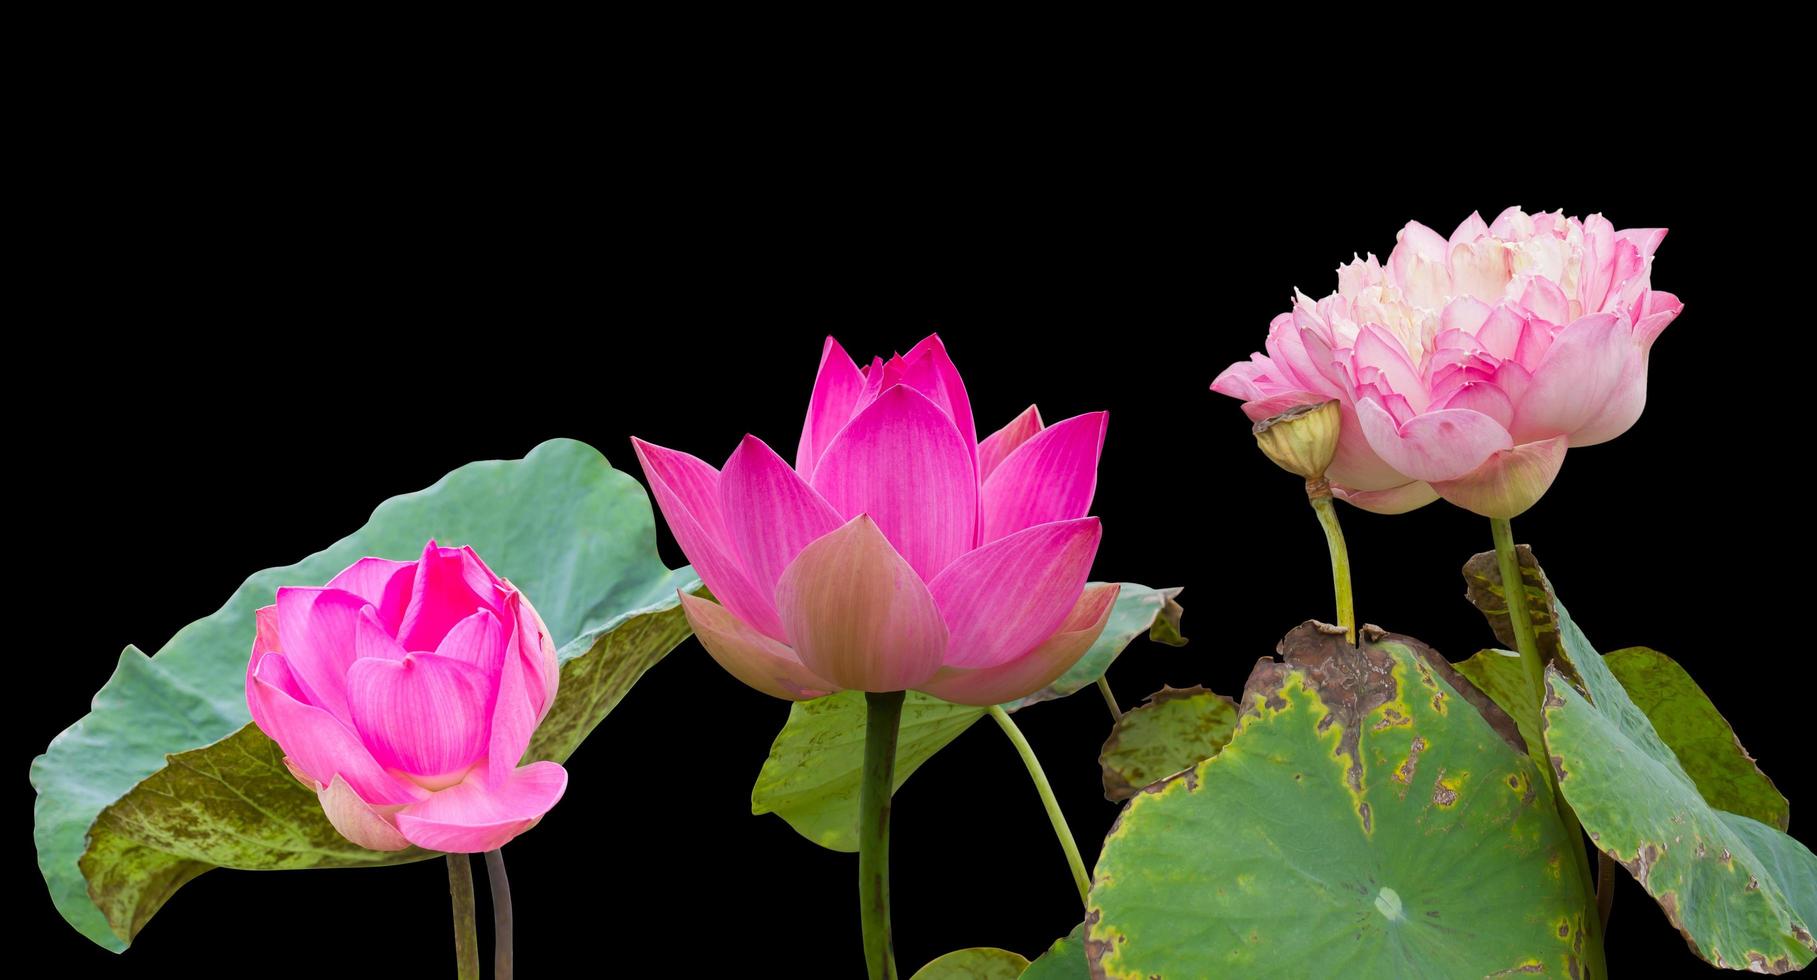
top-left (1213, 207), bottom-right (1683, 518)
top-left (634, 334), bottom-right (1116, 706)
top-left (245, 542), bottom-right (567, 852)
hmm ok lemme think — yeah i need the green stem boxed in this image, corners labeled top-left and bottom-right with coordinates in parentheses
top-left (1309, 486), bottom-right (1355, 643)
top-left (1489, 517), bottom-right (1545, 703)
top-left (860, 691), bottom-right (905, 980)
top-left (988, 705), bottom-right (1091, 905)
top-left (1489, 518), bottom-right (1607, 929)
top-left (1597, 851), bottom-right (1615, 928)
top-left (445, 854), bottom-right (480, 980)
top-left (485, 849), bottom-right (514, 980)
top-left (1095, 676), bottom-right (1123, 722)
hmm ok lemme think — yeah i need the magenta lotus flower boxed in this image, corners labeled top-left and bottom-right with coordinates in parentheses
top-left (633, 334), bottom-right (1117, 705)
top-left (245, 542), bottom-right (567, 853)
top-left (1213, 207), bottom-right (1684, 517)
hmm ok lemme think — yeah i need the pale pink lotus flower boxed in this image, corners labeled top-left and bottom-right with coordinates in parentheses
top-left (1213, 207), bottom-right (1683, 517)
top-left (245, 542), bottom-right (566, 852)
top-left (634, 334), bottom-right (1117, 705)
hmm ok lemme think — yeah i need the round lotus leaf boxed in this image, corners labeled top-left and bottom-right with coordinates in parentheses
top-left (1087, 622), bottom-right (1599, 979)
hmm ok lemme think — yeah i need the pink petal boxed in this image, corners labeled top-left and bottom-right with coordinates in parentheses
top-left (397, 543), bottom-right (503, 653)
top-left (1449, 241), bottom-right (1512, 305)
top-left (1508, 313), bottom-right (1643, 445)
top-left (354, 607), bottom-right (408, 662)
top-left (1485, 358), bottom-right (1529, 404)
top-left (1433, 381), bottom-right (1515, 431)
top-left (1239, 391), bottom-right (1327, 424)
top-left (1520, 277), bottom-right (1570, 325)
top-left (318, 775), bottom-right (410, 851)
top-left (1449, 210), bottom-right (1489, 245)
top-left (1475, 305), bottom-right (1527, 361)
top-left (795, 336), bottom-right (867, 479)
top-left (347, 653), bottom-right (492, 783)
top-left (1632, 290), bottom-right (1682, 353)
top-left (1210, 355), bottom-right (1277, 402)
top-left (774, 515), bottom-right (948, 692)
top-left (432, 608), bottom-right (508, 676)
top-left (1489, 206), bottom-right (1531, 239)
top-left (1579, 214), bottom-right (1618, 314)
top-left (1440, 297), bottom-right (1493, 335)
top-left (632, 437), bottom-right (786, 640)
top-left (1355, 398), bottom-right (1514, 484)
top-left (980, 411), bottom-right (1108, 544)
top-left (810, 384), bottom-right (978, 579)
top-left (325, 558), bottom-right (417, 635)
top-left (1264, 312), bottom-right (1337, 394)
top-left (513, 592), bottom-right (561, 722)
top-left (1318, 398), bottom-right (1409, 493)
top-left (679, 591), bottom-right (836, 700)
top-left (1352, 325), bottom-right (1426, 409)
top-left (1388, 220), bottom-right (1452, 308)
top-left (929, 517), bottom-right (1102, 670)
top-left (1332, 481), bottom-right (1440, 515)
top-left (895, 334), bottom-right (978, 467)
top-left (395, 761), bottom-right (568, 853)
top-left (245, 605), bottom-right (282, 736)
top-left (1432, 436), bottom-right (1569, 519)
top-left (1394, 220), bottom-right (1450, 262)
top-left (273, 586), bottom-right (370, 722)
top-left (719, 434), bottom-right (846, 598)
top-left (977, 405), bottom-right (1044, 483)
top-left (1513, 317), bottom-right (1556, 370)
top-left (1616, 227), bottom-right (1668, 260)
top-left (486, 603), bottom-right (536, 784)
top-left (916, 584), bottom-right (1119, 706)
top-left (249, 657), bottom-right (422, 806)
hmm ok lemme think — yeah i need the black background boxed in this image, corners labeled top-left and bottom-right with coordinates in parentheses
top-left (17, 117), bottom-right (1809, 978)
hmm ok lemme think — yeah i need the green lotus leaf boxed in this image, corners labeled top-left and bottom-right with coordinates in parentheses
top-left (1601, 646), bottom-right (1788, 832)
top-left (1098, 685), bottom-right (1237, 801)
top-left (33, 439), bottom-right (698, 950)
top-left (1087, 622), bottom-right (1599, 979)
top-left (1455, 647), bottom-right (1543, 756)
top-left (1542, 605), bottom-right (1815, 972)
top-left (750, 690), bottom-right (985, 852)
top-left (752, 584), bottom-right (1181, 851)
top-left (910, 946), bottom-right (1031, 979)
top-left (1020, 923), bottom-right (1088, 979)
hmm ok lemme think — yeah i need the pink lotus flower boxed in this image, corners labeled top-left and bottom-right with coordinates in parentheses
top-left (634, 334), bottom-right (1117, 705)
top-left (245, 542), bottom-right (567, 853)
top-left (1213, 207), bottom-right (1683, 517)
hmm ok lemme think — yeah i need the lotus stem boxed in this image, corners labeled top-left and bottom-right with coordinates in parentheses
top-left (1597, 851), bottom-right (1615, 928)
top-left (1308, 480), bottom-right (1355, 643)
top-left (485, 849), bottom-right (514, 980)
top-left (1096, 676), bottom-right (1123, 722)
top-left (446, 854), bottom-right (480, 980)
top-left (1489, 517), bottom-right (1545, 703)
top-left (988, 705), bottom-right (1092, 905)
top-left (1489, 518), bottom-right (1609, 930)
top-left (860, 690), bottom-right (905, 980)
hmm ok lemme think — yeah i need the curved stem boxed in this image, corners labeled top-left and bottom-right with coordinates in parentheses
top-left (1309, 488), bottom-right (1355, 643)
top-left (987, 705), bottom-right (1091, 905)
top-left (860, 691), bottom-right (904, 980)
top-left (445, 854), bottom-right (480, 980)
top-left (485, 849), bottom-right (514, 980)
top-left (1095, 676), bottom-right (1123, 722)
